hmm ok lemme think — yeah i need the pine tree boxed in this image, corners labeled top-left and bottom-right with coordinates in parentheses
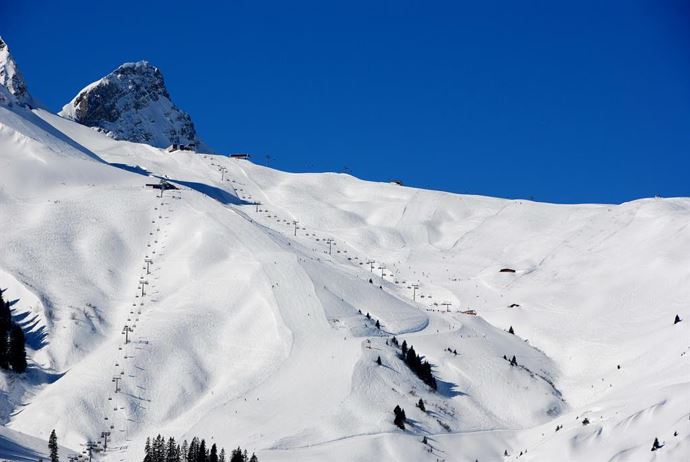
top-left (406, 346), bottom-right (416, 366)
top-left (0, 320), bottom-right (8, 370)
top-left (181, 441), bottom-right (189, 462)
top-left (9, 323), bottom-right (26, 372)
top-left (218, 448), bottom-right (225, 462)
top-left (376, 356), bottom-right (382, 366)
top-left (144, 437), bottom-right (153, 462)
top-left (401, 340), bottom-right (408, 356)
top-left (375, 320), bottom-right (380, 329)
top-left (49, 429), bottom-right (59, 462)
top-left (651, 437), bottom-right (662, 451)
top-left (510, 355), bottom-right (517, 366)
top-left (166, 437), bottom-right (178, 462)
top-left (229, 447), bottom-right (244, 462)
top-left (248, 454), bottom-right (258, 462)
top-left (188, 438), bottom-right (199, 462)
top-left (197, 439), bottom-right (206, 462)
top-left (155, 435), bottom-right (166, 462)
top-left (393, 405), bottom-right (406, 430)
top-left (508, 326), bottom-right (515, 334)
top-left (0, 295), bottom-right (11, 370)
top-left (674, 314), bottom-right (681, 324)
top-left (209, 444), bottom-right (218, 462)
top-left (417, 398), bottom-right (426, 412)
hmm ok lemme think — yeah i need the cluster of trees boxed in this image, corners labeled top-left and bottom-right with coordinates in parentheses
top-left (400, 340), bottom-right (437, 390)
top-left (360, 310), bottom-right (381, 330)
top-left (0, 290), bottom-right (27, 372)
top-left (143, 435), bottom-right (257, 462)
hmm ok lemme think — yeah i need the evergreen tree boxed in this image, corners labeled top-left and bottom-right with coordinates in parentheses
top-left (401, 340), bottom-right (408, 356)
top-left (181, 440), bottom-right (189, 462)
top-left (376, 356), bottom-right (382, 366)
top-left (0, 294), bottom-right (11, 370)
top-left (9, 323), bottom-right (26, 372)
top-left (166, 437), bottom-right (178, 462)
top-left (209, 444), bottom-right (218, 462)
top-left (375, 320), bottom-right (380, 329)
top-left (0, 322), bottom-right (8, 370)
top-left (651, 437), bottom-right (662, 451)
top-left (406, 346), bottom-right (416, 366)
top-left (508, 326), bottom-right (515, 334)
top-left (0, 292), bottom-right (8, 323)
top-left (144, 437), bottom-right (153, 462)
top-left (154, 435), bottom-right (166, 462)
top-left (187, 438), bottom-right (199, 462)
top-left (393, 405), bottom-right (406, 430)
top-left (49, 429), bottom-right (59, 462)
top-left (510, 355), bottom-right (518, 366)
top-left (417, 398), bottom-right (426, 412)
top-left (218, 448), bottom-right (225, 462)
top-left (229, 447), bottom-right (244, 462)
top-left (197, 439), bottom-right (207, 462)
top-left (674, 314), bottom-right (681, 324)
top-left (248, 454), bottom-right (258, 462)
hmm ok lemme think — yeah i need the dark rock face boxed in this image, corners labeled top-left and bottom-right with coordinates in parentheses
top-left (60, 61), bottom-right (208, 150)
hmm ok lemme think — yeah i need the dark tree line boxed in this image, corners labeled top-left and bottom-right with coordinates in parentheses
top-left (399, 340), bottom-right (437, 390)
top-left (143, 435), bottom-right (257, 462)
top-left (0, 290), bottom-right (27, 372)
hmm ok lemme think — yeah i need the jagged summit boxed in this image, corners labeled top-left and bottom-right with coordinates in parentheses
top-left (59, 60), bottom-right (209, 151)
top-left (0, 37), bottom-right (35, 107)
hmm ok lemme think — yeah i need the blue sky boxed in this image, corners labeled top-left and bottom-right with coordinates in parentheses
top-left (3, 0), bottom-right (688, 203)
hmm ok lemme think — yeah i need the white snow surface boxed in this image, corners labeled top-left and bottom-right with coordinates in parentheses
top-left (0, 101), bottom-right (687, 462)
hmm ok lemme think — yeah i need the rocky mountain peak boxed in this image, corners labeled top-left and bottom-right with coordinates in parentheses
top-left (0, 36), bottom-right (35, 107)
top-left (59, 60), bottom-right (208, 151)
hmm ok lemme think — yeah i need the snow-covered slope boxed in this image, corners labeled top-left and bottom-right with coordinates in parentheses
top-left (0, 97), bottom-right (688, 461)
top-left (59, 61), bottom-right (208, 151)
top-left (0, 38), bottom-right (35, 107)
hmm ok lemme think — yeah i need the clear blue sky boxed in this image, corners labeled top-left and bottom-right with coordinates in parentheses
top-left (3, 0), bottom-right (689, 203)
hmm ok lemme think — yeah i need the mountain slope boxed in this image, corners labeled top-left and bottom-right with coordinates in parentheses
top-left (0, 102), bottom-right (687, 462)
